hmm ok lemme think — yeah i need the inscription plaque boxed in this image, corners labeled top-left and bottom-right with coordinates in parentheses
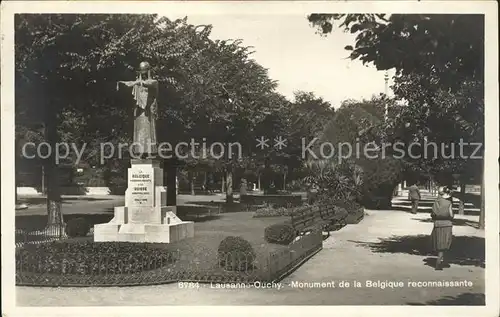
top-left (129, 169), bottom-right (154, 207)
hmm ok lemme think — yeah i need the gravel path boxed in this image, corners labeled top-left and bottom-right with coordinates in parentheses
top-left (16, 196), bottom-right (485, 306)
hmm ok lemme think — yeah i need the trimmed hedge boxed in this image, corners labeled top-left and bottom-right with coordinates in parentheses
top-left (16, 241), bottom-right (176, 275)
top-left (264, 223), bottom-right (296, 245)
top-left (65, 218), bottom-right (91, 238)
top-left (217, 236), bottom-right (256, 271)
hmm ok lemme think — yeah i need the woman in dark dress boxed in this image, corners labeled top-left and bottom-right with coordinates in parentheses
top-left (430, 187), bottom-right (454, 270)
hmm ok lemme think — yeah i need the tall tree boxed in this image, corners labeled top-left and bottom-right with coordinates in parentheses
top-left (308, 14), bottom-right (485, 226)
top-left (15, 14), bottom-right (210, 227)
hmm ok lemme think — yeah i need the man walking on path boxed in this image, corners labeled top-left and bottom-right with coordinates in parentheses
top-left (408, 183), bottom-right (421, 214)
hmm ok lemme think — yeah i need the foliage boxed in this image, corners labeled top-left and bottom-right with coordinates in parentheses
top-left (358, 156), bottom-right (402, 208)
top-left (217, 236), bottom-right (256, 271)
top-left (335, 199), bottom-right (362, 214)
top-left (307, 13), bottom-right (484, 186)
top-left (16, 241), bottom-right (176, 274)
top-left (389, 75), bottom-right (484, 184)
top-left (264, 223), bottom-right (296, 245)
top-left (303, 95), bottom-right (406, 208)
top-left (64, 218), bottom-right (91, 238)
top-left (304, 160), bottom-right (364, 205)
top-left (308, 14), bottom-right (484, 91)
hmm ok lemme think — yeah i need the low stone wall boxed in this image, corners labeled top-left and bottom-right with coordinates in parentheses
top-left (240, 194), bottom-right (303, 208)
top-left (17, 186), bottom-right (112, 196)
top-left (17, 187), bottom-right (43, 196)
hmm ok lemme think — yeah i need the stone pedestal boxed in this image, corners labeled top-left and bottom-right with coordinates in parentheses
top-left (94, 159), bottom-right (194, 243)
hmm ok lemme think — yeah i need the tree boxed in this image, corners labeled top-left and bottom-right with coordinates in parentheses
top-left (168, 35), bottom-right (283, 202)
top-left (308, 14), bottom-right (485, 227)
top-left (15, 14), bottom-right (211, 228)
top-left (311, 96), bottom-right (403, 208)
top-left (308, 14), bottom-right (484, 91)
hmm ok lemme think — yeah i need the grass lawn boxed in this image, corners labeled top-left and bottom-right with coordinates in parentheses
top-left (172, 212), bottom-right (290, 254)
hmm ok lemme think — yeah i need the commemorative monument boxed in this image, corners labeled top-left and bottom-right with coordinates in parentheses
top-left (94, 62), bottom-right (194, 243)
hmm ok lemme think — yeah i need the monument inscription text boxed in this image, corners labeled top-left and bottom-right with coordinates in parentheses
top-left (129, 170), bottom-right (154, 207)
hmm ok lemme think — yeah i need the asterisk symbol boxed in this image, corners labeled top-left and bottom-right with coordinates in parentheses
top-left (256, 136), bottom-right (270, 150)
top-left (274, 136), bottom-right (287, 150)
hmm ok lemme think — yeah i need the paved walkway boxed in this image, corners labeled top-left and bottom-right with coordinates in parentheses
top-left (16, 195), bottom-right (484, 306)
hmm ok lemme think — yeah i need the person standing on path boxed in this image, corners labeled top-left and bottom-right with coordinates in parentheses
top-left (430, 186), bottom-right (454, 270)
top-left (408, 183), bottom-right (421, 214)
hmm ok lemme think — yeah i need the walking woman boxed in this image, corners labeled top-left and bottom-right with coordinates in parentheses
top-left (430, 186), bottom-right (454, 270)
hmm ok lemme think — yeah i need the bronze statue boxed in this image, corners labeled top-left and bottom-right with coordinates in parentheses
top-left (117, 61), bottom-right (159, 156)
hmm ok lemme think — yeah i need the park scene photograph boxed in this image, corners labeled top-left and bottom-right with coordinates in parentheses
top-left (4, 4), bottom-right (497, 310)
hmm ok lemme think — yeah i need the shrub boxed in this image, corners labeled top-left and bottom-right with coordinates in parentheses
top-left (16, 241), bottom-right (177, 275)
top-left (16, 216), bottom-right (48, 233)
top-left (335, 200), bottom-right (365, 224)
top-left (264, 223), bottom-right (296, 245)
top-left (334, 200), bottom-right (361, 213)
top-left (304, 160), bottom-right (363, 206)
top-left (65, 218), bottom-right (91, 238)
top-left (359, 157), bottom-right (402, 209)
top-left (217, 236), bottom-right (256, 271)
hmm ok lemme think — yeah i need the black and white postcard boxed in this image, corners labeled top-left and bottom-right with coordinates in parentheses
top-left (1, 1), bottom-right (498, 316)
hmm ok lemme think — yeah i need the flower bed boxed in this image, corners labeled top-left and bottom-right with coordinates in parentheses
top-left (16, 212), bottom-right (323, 287)
top-left (253, 205), bottom-right (293, 217)
top-left (16, 233), bottom-right (323, 287)
top-left (16, 242), bottom-right (176, 275)
top-left (240, 194), bottom-right (303, 208)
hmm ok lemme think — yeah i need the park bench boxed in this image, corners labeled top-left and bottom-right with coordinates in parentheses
top-left (290, 205), bottom-right (325, 237)
top-left (318, 203), bottom-right (348, 233)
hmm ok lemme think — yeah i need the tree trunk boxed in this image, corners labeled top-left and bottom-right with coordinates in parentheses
top-left (221, 173), bottom-right (225, 193)
top-left (226, 168), bottom-right (233, 204)
top-left (479, 162), bottom-right (485, 229)
top-left (203, 171), bottom-right (207, 192)
top-left (41, 164), bottom-right (45, 194)
top-left (283, 172), bottom-right (287, 190)
top-left (44, 114), bottom-right (64, 236)
top-left (257, 173), bottom-right (261, 190)
top-left (165, 159), bottom-right (177, 206)
top-left (189, 171), bottom-right (195, 195)
top-left (458, 180), bottom-right (465, 215)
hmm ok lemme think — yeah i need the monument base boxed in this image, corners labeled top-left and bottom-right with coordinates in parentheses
top-left (93, 158), bottom-right (194, 243)
top-left (94, 214), bottom-right (194, 243)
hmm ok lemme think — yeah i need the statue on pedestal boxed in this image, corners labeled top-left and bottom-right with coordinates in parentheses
top-left (117, 61), bottom-right (158, 156)
top-left (94, 62), bottom-right (194, 244)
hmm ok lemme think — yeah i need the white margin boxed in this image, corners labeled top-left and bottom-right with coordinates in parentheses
top-left (1, 1), bottom-right (498, 317)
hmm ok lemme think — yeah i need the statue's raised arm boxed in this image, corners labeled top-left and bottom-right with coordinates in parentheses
top-left (117, 80), bottom-right (139, 91)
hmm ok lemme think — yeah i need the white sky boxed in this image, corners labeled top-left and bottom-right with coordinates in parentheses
top-left (168, 14), bottom-right (395, 107)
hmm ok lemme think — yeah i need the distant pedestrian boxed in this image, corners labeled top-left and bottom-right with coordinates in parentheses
top-left (408, 183), bottom-right (421, 214)
top-left (430, 186), bottom-right (454, 270)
